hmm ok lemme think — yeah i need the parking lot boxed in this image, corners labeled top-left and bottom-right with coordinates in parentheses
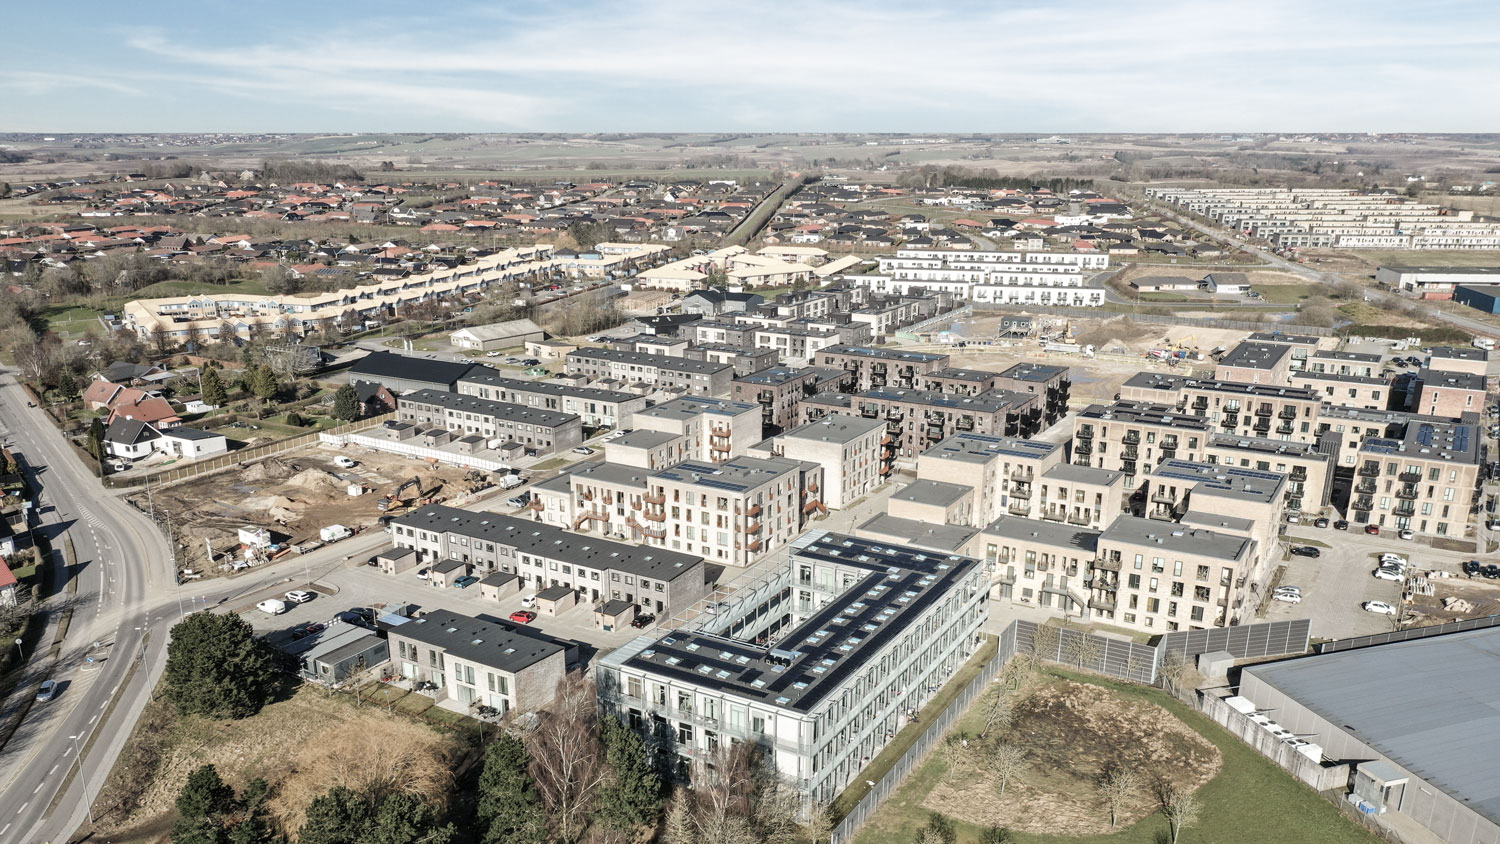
top-left (1261, 522), bottom-right (1496, 639)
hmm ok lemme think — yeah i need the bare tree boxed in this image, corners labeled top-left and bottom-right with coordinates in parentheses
top-left (1030, 624), bottom-right (1060, 664)
top-left (1062, 631), bottom-right (1103, 672)
top-left (986, 741), bottom-right (1027, 797)
top-left (1097, 766), bottom-right (1138, 829)
top-left (1159, 784), bottom-right (1201, 844)
top-left (1157, 651), bottom-right (1201, 702)
top-left (1125, 651), bottom-right (1151, 685)
top-left (527, 674), bottom-right (608, 843)
top-left (940, 732), bottom-right (969, 783)
top-left (979, 688), bottom-right (1014, 739)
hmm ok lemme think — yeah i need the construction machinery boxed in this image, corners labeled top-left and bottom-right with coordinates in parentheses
top-left (378, 477), bottom-right (425, 514)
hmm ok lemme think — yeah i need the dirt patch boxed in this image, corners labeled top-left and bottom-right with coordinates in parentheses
top-left (96, 687), bottom-right (464, 841)
top-left (924, 679), bottom-right (1220, 836)
top-left (1407, 576), bottom-right (1500, 625)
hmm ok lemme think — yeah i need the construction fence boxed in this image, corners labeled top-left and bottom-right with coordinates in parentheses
top-left (105, 413), bottom-right (395, 490)
top-left (969, 302), bottom-right (1335, 336)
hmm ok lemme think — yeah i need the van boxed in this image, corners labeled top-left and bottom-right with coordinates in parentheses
top-left (499, 474), bottom-right (525, 490)
top-left (333, 456), bottom-right (357, 469)
top-left (1474, 337), bottom-right (1496, 351)
top-left (257, 599), bottom-right (288, 615)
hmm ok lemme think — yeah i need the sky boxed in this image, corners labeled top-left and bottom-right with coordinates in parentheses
top-left (2, 0), bottom-right (1498, 132)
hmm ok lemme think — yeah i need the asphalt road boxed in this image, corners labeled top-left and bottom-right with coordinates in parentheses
top-left (0, 373), bottom-right (175, 844)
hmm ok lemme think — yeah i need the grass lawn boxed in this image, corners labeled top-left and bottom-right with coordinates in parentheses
top-left (851, 668), bottom-right (1382, 844)
top-left (40, 304), bottom-right (107, 336)
top-left (1352, 249), bottom-right (1500, 268)
top-left (1251, 284), bottom-right (1321, 304)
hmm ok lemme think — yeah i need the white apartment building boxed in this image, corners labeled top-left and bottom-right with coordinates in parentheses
top-left (749, 414), bottom-right (888, 509)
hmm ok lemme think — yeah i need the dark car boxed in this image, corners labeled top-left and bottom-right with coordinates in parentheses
top-left (1364, 523), bottom-right (1381, 536)
top-left (1483, 565), bottom-right (1500, 580)
top-left (1290, 546), bottom-right (1321, 558)
top-left (340, 607), bottom-right (377, 627)
top-left (1313, 517), bottom-right (1330, 528)
top-left (454, 575), bottom-right (479, 589)
top-left (631, 613), bottom-right (656, 629)
top-left (1462, 560), bottom-right (1482, 576)
top-left (1333, 519), bottom-right (1349, 531)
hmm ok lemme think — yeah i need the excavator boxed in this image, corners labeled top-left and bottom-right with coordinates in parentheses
top-left (378, 477), bottom-right (429, 514)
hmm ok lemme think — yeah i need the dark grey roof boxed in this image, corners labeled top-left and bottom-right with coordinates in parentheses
top-left (1245, 627), bottom-right (1500, 826)
top-left (923, 431), bottom-right (1060, 464)
top-left (780, 414), bottom-right (885, 444)
top-left (398, 389), bottom-right (580, 428)
top-left (1100, 515), bottom-right (1252, 561)
top-left (393, 505), bottom-right (702, 581)
top-left (457, 370), bottom-right (640, 404)
top-left (350, 350), bottom-right (478, 388)
top-left (1219, 341), bottom-right (1292, 371)
top-left (569, 347), bottom-right (732, 377)
top-left (104, 418), bottom-right (159, 445)
top-left (394, 610), bottom-right (566, 674)
top-left (982, 515), bottom-right (1101, 553)
top-left (161, 426), bottom-right (221, 441)
top-left (822, 344), bottom-right (948, 363)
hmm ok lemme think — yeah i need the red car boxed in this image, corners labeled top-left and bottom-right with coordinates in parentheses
top-left (509, 610), bottom-right (537, 624)
top-left (1364, 523), bottom-right (1381, 536)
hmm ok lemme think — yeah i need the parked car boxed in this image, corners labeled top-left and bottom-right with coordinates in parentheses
top-left (36, 679), bottom-right (58, 702)
top-left (256, 599), bottom-right (288, 615)
top-left (1379, 553), bottom-right (1408, 567)
top-left (1461, 560), bottom-right (1482, 576)
top-left (303, 623), bottom-right (326, 635)
top-left (284, 589), bottom-right (315, 604)
top-left (486, 351), bottom-right (502, 357)
top-left (1333, 520), bottom-right (1349, 531)
top-left (454, 575), bottom-right (480, 589)
top-left (1285, 513), bottom-right (1301, 524)
top-left (1289, 546), bottom-right (1320, 558)
top-left (1483, 564), bottom-right (1500, 580)
top-left (520, 594), bottom-right (537, 608)
top-left (1272, 591), bottom-right (1302, 604)
top-left (1398, 529), bottom-right (1415, 541)
top-left (507, 494), bottom-right (531, 508)
top-left (344, 607), bottom-right (376, 624)
top-left (1373, 568), bottom-right (1403, 582)
top-left (631, 613), bottom-right (656, 628)
top-left (572, 446), bottom-right (595, 456)
top-left (1364, 524), bottom-right (1381, 536)
top-left (1362, 600), bottom-right (1398, 615)
top-left (509, 610), bottom-right (537, 624)
top-left (1313, 517), bottom-right (1329, 528)
top-left (333, 456), bottom-right (357, 469)
top-left (602, 430), bottom-right (627, 441)
top-left (1274, 585), bottom-right (1301, 596)
top-left (416, 568), bottom-right (431, 580)
top-left (1488, 519), bottom-right (1500, 531)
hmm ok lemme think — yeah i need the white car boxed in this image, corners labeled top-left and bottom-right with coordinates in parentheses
top-left (486, 351), bottom-right (502, 357)
top-left (520, 594), bottom-right (537, 608)
top-left (1272, 591), bottom-right (1302, 604)
top-left (1362, 600), bottom-right (1398, 615)
top-left (1379, 553), bottom-right (1407, 567)
top-left (256, 599), bottom-right (288, 615)
top-left (285, 589), bottom-right (315, 603)
top-left (1398, 529), bottom-right (1415, 541)
top-left (572, 446), bottom-right (595, 456)
top-left (333, 456), bottom-right (357, 469)
top-left (1274, 585), bottom-right (1301, 596)
top-left (1372, 568), bottom-right (1403, 582)
top-left (416, 568), bottom-right (431, 580)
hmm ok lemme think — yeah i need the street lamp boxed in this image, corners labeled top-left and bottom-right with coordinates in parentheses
top-left (13, 637), bottom-right (22, 661)
top-left (67, 734), bottom-right (96, 825)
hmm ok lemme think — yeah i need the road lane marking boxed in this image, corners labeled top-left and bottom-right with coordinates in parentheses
top-left (32, 782), bottom-right (42, 793)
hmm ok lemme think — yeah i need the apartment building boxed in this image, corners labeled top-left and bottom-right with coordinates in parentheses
top-left (1119, 372), bottom-right (1188, 404)
top-left (1179, 380), bottom-right (1323, 443)
top-left (1073, 402), bottom-right (1212, 481)
top-left (916, 432), bottom-right (1064, 525)
top-left (395, 389), bottom-right (583, 455)
top-left (387, 506), bottom-right (709, 618)
top-left (565, 348), bottom-right (734, 396)
top-left (850, 388), bottom-right (1042, 461)
top-left (976, 516), bottom-right (1097, 615)
top-left (686, 343), bottom-right (780, 377)
top-left (1426, 346), bottom-right (1489, 377)
top-left (921, 368), bottom-right (1002, 396)
top-left (628, 396), bottom-right (764, 465)
top-left (844, 248), bottom-right (1109, 307)
top-left (1308, 350), bottom-right (1381, 378)
top-left (731, 366), bottom-right (852, 434)
top-left (887, 479), bottom-right (976, 526)
top-left (456, 370), bottom-right (648, 429)
top-left (995, 363), bottom-right (1072, 427)
top-left (1146, 459), bottom-right (1285, 562)
top-left (1094, 516), bottom-right (1260, 633)
top-left (1205, 434), bottom-right (1334, 516)
top-left (1292, 370), bottom-right (1388, 410)
top-left (597, 531), bottom-right (989, 807)
top-left (815, 345), bottom-right (950, 392)
top-left (751, 415), bottom-right (888, 509)
top-left (1214, 341), bottom-right (1294, 385)
top-left (1352, 420), bottom-right (1481, 536)
top-left (646, 457), bottom-right (823, 567)
top-left (1034, 463), bottom-right (1129, 529)
top-left (1247, 332), bottom-right (1323, 370)
top-left (1414, 370), bottom-right (1487, 418)
top-left (387, 610), bottom-right (569, 715)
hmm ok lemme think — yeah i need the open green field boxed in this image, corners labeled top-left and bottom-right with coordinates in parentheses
top-left (1251, 284), bottom-right (1321, 304)
top-left (1351, 249), bottom-right (1500, 268)
top-left (851, 668), bottom-right (1382, 844)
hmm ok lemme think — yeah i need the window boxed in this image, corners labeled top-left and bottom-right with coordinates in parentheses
top-left (751, 715), bottom-right (766, 734)
top-left (627, 677), bottom-right (642, 699)
top-left (1196, 565), bottom-right (1209, 581)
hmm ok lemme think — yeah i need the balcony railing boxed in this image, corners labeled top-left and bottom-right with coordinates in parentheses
top-left (643, 491), bottom-right (665, 505)
top-left (1008, 501), bottom-right (1031, 516)
top-left (1010, 485), bottom-right (1031, 499)
top-left (1076, 427), bottom-right (1094, 440)
top-left (1399, 470), bottom-right (1422, 483)
top-left (1355, 479), bottom-right (1376, 494)
top-left (1354, 496), bottom-right (1374, 511)
top-left (1279, 407), bottom-right (1298, 420)
top-left (1396, 486), bottom-right (1418, 500)
top-left (1040, 509), bottom-right (1064, 522)
top-left (1121, 447), bottom-right (1139, 460)
top-left (1095, 556), bottom-right (1122, 572)
top-left (1358, 464), bottom-right (1381, 478)
top-left (1275, 423), bottom-right (1294, 435)
top-left (1255, 406), bottom-right (1273, 417)
top-left (1122, 432), bottom-right (1141, 445)
top-left (1393, 502), bottom-right (1416, 517)
top-left (1068, 512), bottom-right (1093, 526)
top-left (1088, 597), bottom-right (1117, 612)
top-left (1221, 415), bottom-right (1239, 428)
top-left (1011, 468), bottom-right (1033, 482)
top-left (1290, 468), bottom-right (1308, 482)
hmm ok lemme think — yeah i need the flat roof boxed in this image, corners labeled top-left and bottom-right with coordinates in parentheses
top-left (653, 456), bottom-right (809, 493)
top-left (981, 515), bottom-right (1100, 554)
top-left (1360, 419), bottom-right (1481, 465)
top-left (862, 387), bottom-right (1029, 414)
top-left (1429, 345), bottom-right (1488, 362)
top-left (891, 479), bottom-right (972, 508)
top-left (821, 344), bottom-right (949, 363)
top-left (1292, 371), bottom-right (1387, 386)
top-left (619, 531), bottom-right (981, 713)
top-left (458, 371), bottom-right (639, 404)
top-left (1100, 515), bottom-right (1253, 562)
top-left (1207, 433), bottom-right (1325, 459)
top-left (1418, 368), bottom-right (1486, 391)
top-left (856, 513), bottom-right (979, 552)
top-left (399, 389), bottom-right (579, 428)
top-left (1000, 362), bottom-right (1068, 382)
top-left (922, 431), bottom-right (1060, 464)
top-left (569, 347), bottom-right (732, 376)
top-left (394, 610), bottom-right (566, 674)
top-left (1248, 332), bottom-right (1322, 346)
top-left (734, 365), bottom-right (820, 386)
top-left (1121, 372), bottom-right (1187, 392)
top-left (638, 396), bottom-right (759, 421)
top-left (1219, 341), bottom-right (1292, 370)
top-left (1245, 627), bottom-right (1500, 826)
top-left (1154, 458), bottom-right (1285, 504)
top-left (1182, 379), bottom-right (1320, 401)
top-left (925, 367), bottom-right (999, 383)
top-left (613, 430), bottom-right (679, 450)
top-left (1311, 349), bottom-right (1382, 363)
top-left (392, 505), bottom-right (701, 580)
top-left (1078, 400), bottom-right (1212, 430)
top-left (780, 414), bottom-right (885, 444)
top-left (1042, 463), bottom-right (1124, 485)
top-left (565, 461), bottom-right (654, 489)
top-left (1380, 265), bottom-right (1500, 275)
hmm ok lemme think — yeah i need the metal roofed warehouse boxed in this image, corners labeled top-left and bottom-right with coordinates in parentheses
top-left (1239, 626), bottom-right (1500, 844)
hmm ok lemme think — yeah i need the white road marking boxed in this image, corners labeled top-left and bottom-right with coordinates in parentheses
top-left (32, 782), bottom-right (42, 793)
top-left (47, 765), bottom-right (57, 776)
top-left (15, 802), bottom-right (26, 813)
top-left (0, 822), bottom-right (10, 835)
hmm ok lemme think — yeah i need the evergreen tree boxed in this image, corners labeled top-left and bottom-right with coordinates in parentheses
top-left (595, 715), bottom-right (663, 833)
top-left (201, 366), bottom-right (228, 407)
top-left (248, 365), bottom-right (280, 400)
top-left (476, 735), bottom-right (546, 844)
top-left (163, 612), bottom-right (281, 719)
top-left (298, 787), bottom-right (369, 844)
top-left (332, 383), bottom-right (361, 421)
top-left (86, 416), bottom-right (107, 462)
top-left (177, 764), bottom-right (237, 820)
top-left (171, 814), bottom-right (229, 844)
top-left (368, 792), bottom-right (455, 844)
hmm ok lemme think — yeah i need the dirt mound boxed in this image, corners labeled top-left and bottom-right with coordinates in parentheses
top-left (241, 457), bottom-right (297, 482)
top-left (1076, 317), bottom-right (1153, 349)
top-left (285, 467), bottom-right (344, 491)
top-left (925, 679), bottom-right (1220, 836)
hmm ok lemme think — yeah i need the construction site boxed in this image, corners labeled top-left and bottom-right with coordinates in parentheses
top-left (131, 446), bottom-right (496, 579)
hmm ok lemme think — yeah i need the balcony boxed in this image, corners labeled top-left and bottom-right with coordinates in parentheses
top-left (1151, 489), bottom-right (1177, 504)
top-left (1279, 407), bottom-right (1298, 420)
top-left (743, 521), bottom-right (763, 535)
top-left (745, 539), bottom-right (762, 553)
top-left (1120, 460), bottom-right (1137, 475)
top-left (1275, 423), bottom-right (1294, 435)
top-left (1396, 486), bottom-right (1418, 500)
top-left (1355, 479), bottom-right (1376, 494)
top-left (747, 503), bottom-right (762, 518)
top-left (1399, 470), bottom-right (1422, 483)
top-left (1068, 512), bottom-right (1093, 526)
top-left (643, 509), bottom-right (665, 522)
top-left (1121, 447), bottom-right (1139, 460)
top-left (1290, 468), bottom-right (1308, 482)
top-left (1008, 501), bottom-right (1031, 516)
top-left (710, 425), bottom-right (731, 438)
top-left (1221, 415), bottom-right (1239, 428)
top-left (1074, 440), bottom-right (1093, 455)
top-left (1010, 485), bottom-right (1032, 499)
top-left (1076, 427), bottom-right (1094, 440)
top-left (1255, 406), bottom-right (1273, 417)
top-left (1095, 556), bottom-right (1122, 572)
top-left (1088, 597), bottom-right (1117, 612)
top-left (1252, 419), bottom-right (1272, 433)
top-left (1354, 495), bottom-right (1374, 511)
top-left (643, 490), bottom-right (665, 505)
top-left (1393, 501), bottom-right (1416, 517)
top-left (1011, 467), bottom-right (1033, 482)
top-left (1358, 463), bottom-right (1381, 478)
top-left (1191, 397), bottom-right (1209, 410)
top-left (1040, 509), bottom-right (1064, 522)
top-left (1123, 432), bottom-right (1141, 445)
